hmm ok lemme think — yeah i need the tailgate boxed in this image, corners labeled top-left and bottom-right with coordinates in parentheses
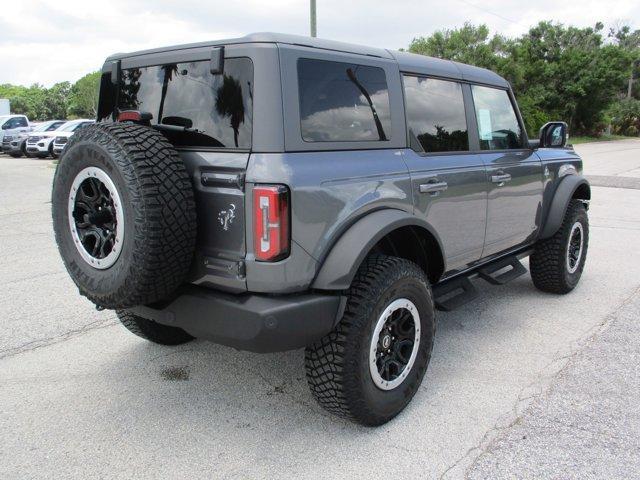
top-left (180, 151), bottom-right (249, 293)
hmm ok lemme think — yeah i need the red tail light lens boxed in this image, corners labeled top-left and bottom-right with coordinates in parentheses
top-left (253, 185), bottom-right (290, 262)
top-left (117, 110), bottom-right (142, 122)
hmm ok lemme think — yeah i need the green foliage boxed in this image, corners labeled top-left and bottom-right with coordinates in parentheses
top-left (409, 21), bottom-right (639, 137)
top-left (67, 71), bottom-right (101, 118)
top-left (0, 72), bottom-right (99, 120)
top-left (607, 98), bottom-right (640, 136)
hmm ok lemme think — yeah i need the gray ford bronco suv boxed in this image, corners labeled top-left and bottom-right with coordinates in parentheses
top-left (52, 33), bottom-right (590, 426)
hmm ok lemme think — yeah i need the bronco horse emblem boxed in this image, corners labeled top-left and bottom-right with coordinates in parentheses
top-left (218, 203), bottom-right (236, 231)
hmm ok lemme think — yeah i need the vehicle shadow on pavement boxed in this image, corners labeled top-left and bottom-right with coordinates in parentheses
top-left (109, 272), bottom-right (549, 431)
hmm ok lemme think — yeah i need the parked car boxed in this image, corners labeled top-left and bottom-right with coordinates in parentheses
top-left (51, 33), bottom-right (590, 426)
top-left (3, 120), bottom-right (65, 158)
top-left (0, 115), bottom-right (30, 152)
top-left (51, 119), bottom-right (95, 157)
top-left (27, 119), bottom-right (93, 158)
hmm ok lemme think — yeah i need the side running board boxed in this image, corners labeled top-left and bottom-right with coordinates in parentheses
top-left (433, 255), bottom-right (528, 311)
top-left (433, 277), bottom-right (478, 312)
top-left (477, 257), bottom-right (527, 285)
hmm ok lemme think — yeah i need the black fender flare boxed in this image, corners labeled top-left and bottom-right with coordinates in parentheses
top-left (540, 175), bottom-right (591, 239)
top-left (312, 209), bottom-right (444, 290)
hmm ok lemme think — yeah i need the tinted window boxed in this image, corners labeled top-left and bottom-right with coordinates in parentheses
top-left (297, 58), bottom-right (391, 142)
top-left (45, 122), bottom-right (65, 131)
top-left (104, 58), bottom-right (253, 149)
top-left (6, 117), bottom-right (27, 128)
top-left (471, 86), bottom-right (523, 150)
top-left (97, 73), bottom-right (116, 122)
top-left (70, 122), bottom-right (93, 132)
top-left (403, 76), bottom-right (468, 152)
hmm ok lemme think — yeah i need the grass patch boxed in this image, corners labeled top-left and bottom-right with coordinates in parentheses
top-left (570, 134), bottom-right (630, 144)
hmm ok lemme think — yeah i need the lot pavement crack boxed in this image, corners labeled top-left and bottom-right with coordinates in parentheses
top-left (437, 284), bottom-right (640, 480)
top-left (0, 315), bottom-right (118, 360)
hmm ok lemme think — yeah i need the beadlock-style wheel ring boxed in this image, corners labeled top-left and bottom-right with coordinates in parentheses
top-left (369, 298), bottom-right (421, 391)
top-left (566, 221), bottom-right (584, 274)
top-left (67, 167), bottom-right (124, 269)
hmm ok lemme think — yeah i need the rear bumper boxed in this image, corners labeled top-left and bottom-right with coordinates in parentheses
top-left (127, 286), bottom-right (345, 353)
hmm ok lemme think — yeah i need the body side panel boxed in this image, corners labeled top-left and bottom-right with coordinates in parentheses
top-left (536, 147), bottom-right (588, 239)
top-left (245, 150), bottom-right (413, 293)
top-left (402, 149), bottom-right (488, 271)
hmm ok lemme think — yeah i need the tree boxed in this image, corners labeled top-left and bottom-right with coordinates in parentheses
top-left (68, 71), bottom-right (101, 118)
top-left (43, 82), bottom-right (70, 119)
top-left (215, 75), bottom-right (245, 147)
top-left (408, 21), bottom-right (635, 136)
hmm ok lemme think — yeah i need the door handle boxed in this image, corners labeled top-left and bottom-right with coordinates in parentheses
top-left (419, 181), bottom-right (448, 194)
top-left (491, 173), bottom-right (512, 185)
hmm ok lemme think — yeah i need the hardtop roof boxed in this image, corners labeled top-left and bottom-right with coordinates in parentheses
top-left (105, 32), bottom-right (509, 88)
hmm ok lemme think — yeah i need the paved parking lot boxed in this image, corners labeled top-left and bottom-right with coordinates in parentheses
top-left (1, 141), bottom-right (639, 479)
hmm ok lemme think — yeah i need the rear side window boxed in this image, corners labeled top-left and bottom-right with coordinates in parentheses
top-left (297, 58), bottom-right (391, 142)
top-left (471, 85), bottom-right (523, 150)
top-left (403, 76), bottom-right (468, 153)
top-left (101, 58), bottom-right (253, 149)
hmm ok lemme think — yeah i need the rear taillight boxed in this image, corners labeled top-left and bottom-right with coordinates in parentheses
top-left (117, 110), bottom-right (142, 122)
top-left (253, 185), bottom-right (290, 262)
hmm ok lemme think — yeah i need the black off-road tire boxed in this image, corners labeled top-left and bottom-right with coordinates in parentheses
top-left (52, 123), bottom-right (197, 309)
top-left (530, 199), bottom-right (589, 294)
top-left (117, 310), bottom-right (194, 345)
top-left (305, 255), bottom-right (436, 426)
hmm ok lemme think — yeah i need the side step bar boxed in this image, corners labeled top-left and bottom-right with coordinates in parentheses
top-left (477, 256), bottom-right (527, 285)
top-left (433, 277), bottom-right (478, 312)
top-left (433, 254), bottom-right (528, 312)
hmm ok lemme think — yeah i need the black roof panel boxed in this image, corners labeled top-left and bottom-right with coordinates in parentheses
top-left (105, 32), bottom-right (508, 87)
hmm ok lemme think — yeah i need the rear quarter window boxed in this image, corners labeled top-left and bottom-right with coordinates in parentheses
top-left (297, 58), bottom-right (391, 142)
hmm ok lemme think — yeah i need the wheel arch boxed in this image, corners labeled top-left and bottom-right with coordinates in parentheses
top-left (312, 209), bottom-right (446, 290)
top-left (540, 174), bottom-right (591, 240)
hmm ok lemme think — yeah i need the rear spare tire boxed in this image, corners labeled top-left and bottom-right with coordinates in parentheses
top-left (52, 123), bottom-right (197, 309)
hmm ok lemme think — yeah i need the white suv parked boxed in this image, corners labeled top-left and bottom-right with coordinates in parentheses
top-left (4, 120), bottom-right (65, 157)
top-left (51, 119), bottom-right (95, 157)
top-left (0, 115), bottom-right (30, 149)
top-left (27, 119), bottom-right (93, 158)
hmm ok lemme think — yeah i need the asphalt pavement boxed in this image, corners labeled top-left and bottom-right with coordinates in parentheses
top-left (1, 140), bottom-right (639, 479)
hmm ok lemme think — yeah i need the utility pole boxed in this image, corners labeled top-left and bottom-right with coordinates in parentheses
top-left (628, 59), bottom-right (640, 99)
top-left (310, 0), bottom-right (317, 37)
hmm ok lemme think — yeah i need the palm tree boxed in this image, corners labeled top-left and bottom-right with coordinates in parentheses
top-left (215, 75), bottom-right (245, 147)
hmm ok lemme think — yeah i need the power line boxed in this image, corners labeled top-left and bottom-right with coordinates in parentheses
top-left (455, 0), bottom-right (524, 27)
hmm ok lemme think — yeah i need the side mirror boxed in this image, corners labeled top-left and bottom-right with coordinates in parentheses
top-left (1, 123), bottom-right (8, 130)
top-left (538, 122), bottom-right (568, 148)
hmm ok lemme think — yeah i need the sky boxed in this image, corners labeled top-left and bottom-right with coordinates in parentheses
top-left (1, 0), bottom-right (639, 87)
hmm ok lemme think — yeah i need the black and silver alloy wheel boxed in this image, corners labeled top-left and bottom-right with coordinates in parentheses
top-left (68, 167), bottom-right (124, 269)
top-left (566, 222), bottom-right (584, 274)
top-left (306, 255), bottom-right (436, 426)
top-left (369, 298), bottom-right (420, 390)
top-left (530, 199), bottom-right (589, 294)
top-left (52, 123), bottom-right (196, 309)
